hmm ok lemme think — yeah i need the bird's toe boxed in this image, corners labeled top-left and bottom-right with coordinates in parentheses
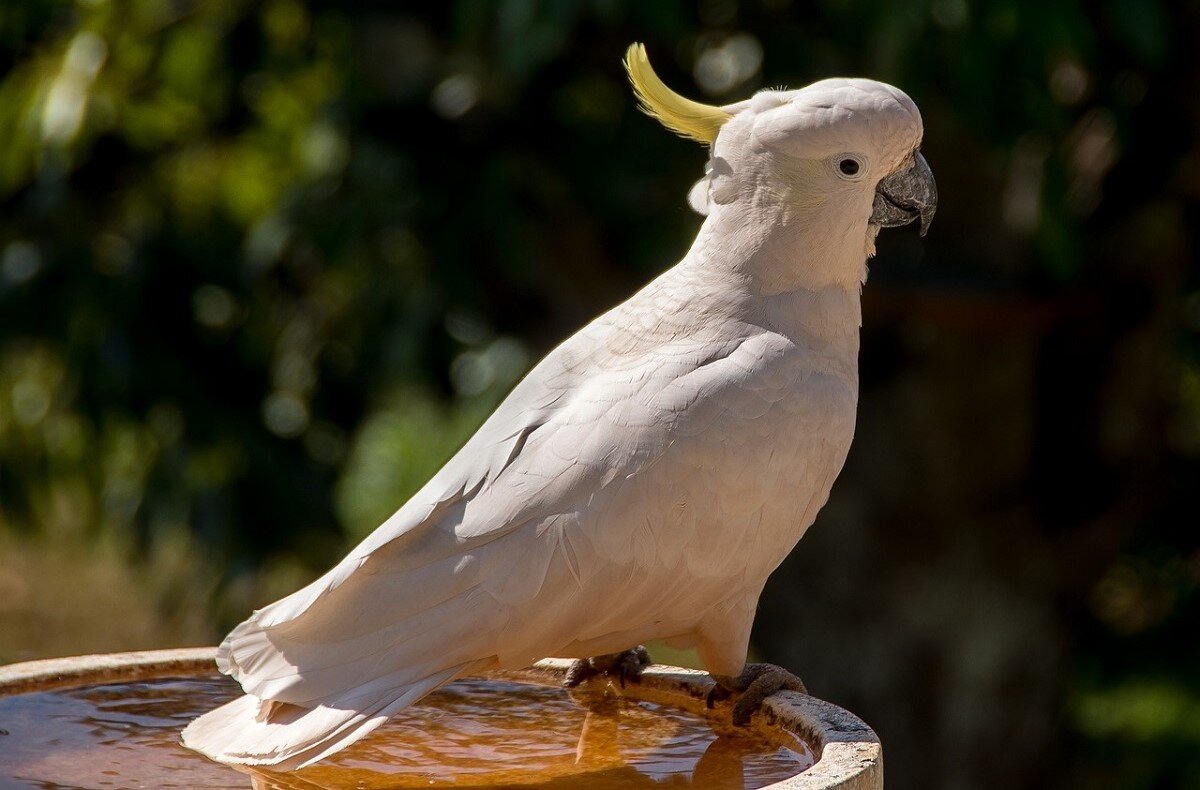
top-left (562, 646), bottom-right (653, 689)
top-left (711, 663), bottom-right (807, 725)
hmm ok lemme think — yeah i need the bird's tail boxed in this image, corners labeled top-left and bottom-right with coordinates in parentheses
top-left (180, 663), bottom-right (467, 771)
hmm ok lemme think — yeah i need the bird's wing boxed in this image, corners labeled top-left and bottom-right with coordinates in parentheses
top-left (186, 269), bottom-right (844, 770)
top-left (215, 272), bottom-right (752, 706)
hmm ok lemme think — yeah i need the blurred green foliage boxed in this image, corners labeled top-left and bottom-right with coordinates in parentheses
top-left (0, 1), bottom-right (1197, 788)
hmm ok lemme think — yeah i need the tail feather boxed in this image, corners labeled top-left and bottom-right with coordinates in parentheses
top-left (184, 475), bottom-right (519, 769)
top-left (181, 663), bottom-right (471, 770)
top-left (216, 585), bottom-right (501, 705)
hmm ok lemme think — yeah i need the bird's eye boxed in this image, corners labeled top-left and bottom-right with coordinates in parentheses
top-left (838, 159), bottom-right (860, 176)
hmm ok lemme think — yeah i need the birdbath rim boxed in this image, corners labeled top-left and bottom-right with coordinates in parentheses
top-left (0, 647), bottom-right (882, 790)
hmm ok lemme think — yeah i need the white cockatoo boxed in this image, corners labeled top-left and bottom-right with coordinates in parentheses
top-left (183, 43), bottom-right (936, 770)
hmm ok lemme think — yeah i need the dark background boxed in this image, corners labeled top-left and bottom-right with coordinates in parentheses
top-left (1, 1), bottom-right (1197, 788)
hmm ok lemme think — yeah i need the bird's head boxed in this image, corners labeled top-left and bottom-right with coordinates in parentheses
top-left (625, 44), bottom-right (936, 285)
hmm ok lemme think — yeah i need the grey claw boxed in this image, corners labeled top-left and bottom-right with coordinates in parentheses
top-left (705, 683), bottom-right (730, 709)
top-left (617, 645), bottom-right (652, 688)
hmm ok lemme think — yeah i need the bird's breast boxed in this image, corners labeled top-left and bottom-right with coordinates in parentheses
top-left (638, 333), bottom-right (859, 585)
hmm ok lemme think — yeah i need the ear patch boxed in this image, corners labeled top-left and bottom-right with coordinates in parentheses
top-left (625, 43), bottom-right (731, 145)
top-left (688, 155), bottom-right (738, 216)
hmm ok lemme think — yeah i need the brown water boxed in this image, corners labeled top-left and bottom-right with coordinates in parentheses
top-left (0, 674), bottom-right (813, 789)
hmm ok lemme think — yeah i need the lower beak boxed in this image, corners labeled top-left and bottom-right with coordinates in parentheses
top-left (870, 151), bottom-right (937, 236)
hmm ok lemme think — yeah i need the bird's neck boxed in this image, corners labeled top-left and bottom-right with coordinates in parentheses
top-left (694, 194), bottom-right (874, 297)
top-left (680, 210), bottom-right (864, 352)
top-left (683, 199), bottom-right (867, 348)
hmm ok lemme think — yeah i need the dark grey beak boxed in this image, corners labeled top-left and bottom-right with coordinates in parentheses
top-left (870, 151), bottom-right (937, 236)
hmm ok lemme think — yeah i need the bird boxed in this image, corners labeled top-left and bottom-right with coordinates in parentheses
top-left (182, 42), bottom-right (936, 770)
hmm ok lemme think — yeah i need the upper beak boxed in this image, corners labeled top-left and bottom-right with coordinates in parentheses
top-left (870, 151), bottom-right (937, 236)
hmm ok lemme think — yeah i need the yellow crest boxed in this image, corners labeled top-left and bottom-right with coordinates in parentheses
top-left (624, 43), bottom-right (731, 145)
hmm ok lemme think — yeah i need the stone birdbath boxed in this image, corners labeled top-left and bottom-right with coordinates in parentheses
top-left (0, 647), bottom-right (881, 789)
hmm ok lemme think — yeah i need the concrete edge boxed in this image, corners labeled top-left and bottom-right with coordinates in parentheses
top-left (0, 649), bottom-right (882, 790)
top-left (0, 647), bottom-right (219, 696)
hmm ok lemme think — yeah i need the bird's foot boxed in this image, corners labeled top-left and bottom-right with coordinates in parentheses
top-left (706, 663), bottom-right (807, 725)
top-left (563, 646), bottom-right (652, 689)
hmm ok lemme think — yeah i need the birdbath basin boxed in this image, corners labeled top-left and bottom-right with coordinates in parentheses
top-left (0, 648), bottom-right (881, 789)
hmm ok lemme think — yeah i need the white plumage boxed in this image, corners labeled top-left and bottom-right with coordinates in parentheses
top-left (183, 45), bottom-right (931, 770)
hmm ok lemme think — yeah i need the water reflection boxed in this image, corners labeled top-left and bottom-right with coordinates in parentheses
top-left (0, 674), bottom-right (812, 789)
